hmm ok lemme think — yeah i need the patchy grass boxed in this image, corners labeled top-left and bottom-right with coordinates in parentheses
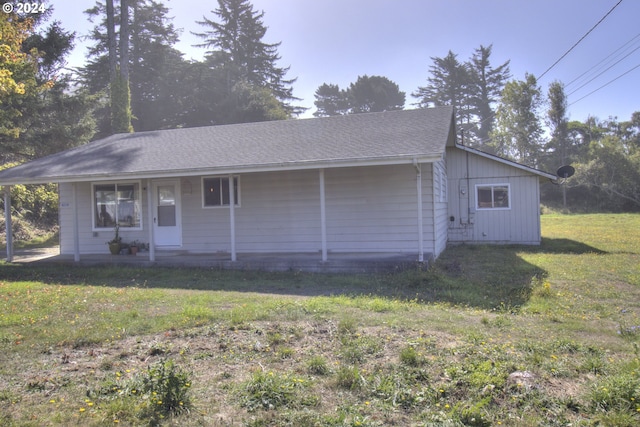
top-left (0, 214), bottom-right (639, 425)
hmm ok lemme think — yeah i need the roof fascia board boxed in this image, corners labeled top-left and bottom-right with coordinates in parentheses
top-left (453, 143), bottom-right (557, 180)
top-left (0, 154), bottom-right (442, 186)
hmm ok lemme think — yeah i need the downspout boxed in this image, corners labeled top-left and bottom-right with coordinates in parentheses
top-left (413, 159), bottom-right (424, 263)
top-left (4, 186), bottom-right (12, 262)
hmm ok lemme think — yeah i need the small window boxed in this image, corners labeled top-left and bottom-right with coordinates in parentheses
top-left (202, 176), bottom-right (240, 208)
top-left (94, 182), bottom-right (142, 229)
top-left (476, 184), bottom-right (510, 210)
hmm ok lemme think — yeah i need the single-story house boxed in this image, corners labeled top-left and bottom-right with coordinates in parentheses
top-left (0, 107), bottom-right (556, 269)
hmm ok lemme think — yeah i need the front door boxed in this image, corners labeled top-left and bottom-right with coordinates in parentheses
top-left (152, 180), bottom-right (182, 247)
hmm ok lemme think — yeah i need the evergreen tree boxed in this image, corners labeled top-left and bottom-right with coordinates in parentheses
top-left (193, 0), bottom-right (298, 119)
top-left (347, 75), bottom-right (405, 113)
top-left (412, 51), bottom-right (471, 134)
top-left (489, 74), bottom-right (543, 165)
top-left (82, 0), bottom-right (183, 134)
top-left (467, 45), bottom-right (510, 145)
top-left (313, 83), bottom-right (349, 117)
top-left (313, 76), bottom-right (404, 116)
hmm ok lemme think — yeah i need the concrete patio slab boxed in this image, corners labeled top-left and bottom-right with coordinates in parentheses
top-left (8, 247), bottom-right (428, 273)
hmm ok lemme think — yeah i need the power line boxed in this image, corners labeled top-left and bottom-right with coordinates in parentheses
top-left (537, 0), bottom-right (624, 81)
top-left (569, 62), bottom-right (640, 106)
top-left (567, 44), bottom-right (640, 96)
top-left (565, 32), bottom-right (640, 89)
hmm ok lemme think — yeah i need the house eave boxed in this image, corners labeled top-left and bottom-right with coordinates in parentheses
top-left (453, 143), bottom-right (557, 180)
top-left (0, 154), bottom-right (442, 186)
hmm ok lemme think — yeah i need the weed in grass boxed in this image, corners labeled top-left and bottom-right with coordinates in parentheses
top-left (87, 359), bottom-right (193, 425)
top-left (400, 345), bottom-right (424, 367)
top-left (618, 323), bottom-right (640, 340)
top-left (579, 353), bottom-right (606, 375)
top-left (531, 277), bottom-right (555, 299)
top-left (340, 335), bottom-right (381, 364)
top-left (451, 399), bottom-right (492, 427)
top-left (338, 315), bottom-right (358, 335)
top-left (266, 330), bottom-right (286, 347)
top-left (336, 365), bottom-right (363, 390)
top-left (138, 358), bottom-right (193, 416)
top-left (307, 355), bottom-right (330, 375)
top-left (278, 346), bottom-right (295, 359)
top-left (588, 371), bottom-right (640, 413)
top-left (239, 370), bottom-right (313, 411)
top-left (367, 371), bottom-right (417, 409)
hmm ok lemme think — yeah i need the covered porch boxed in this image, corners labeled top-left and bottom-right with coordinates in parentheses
top-left (8, 247), bottom-right (427, 273)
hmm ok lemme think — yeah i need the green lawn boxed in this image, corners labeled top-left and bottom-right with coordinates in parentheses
top-left (0, 214), bottom-right (639, 426)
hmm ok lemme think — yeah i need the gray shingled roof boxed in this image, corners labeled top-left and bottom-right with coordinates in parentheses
top-left (0, 107), bottom-right (454, 185)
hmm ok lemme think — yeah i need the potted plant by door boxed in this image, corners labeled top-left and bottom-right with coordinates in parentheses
top-left (129, 240), bottom-right (140, 255)
top-left (107, 225), bottom-right (121, 255)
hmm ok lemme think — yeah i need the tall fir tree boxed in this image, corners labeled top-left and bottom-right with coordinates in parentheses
top-left (313, 84), bottom-right (349, 117)
top-left (412, 51), bottom-right (471, 136)
top-left (193, 0), bottom-right (299, 120)
top-left (82, 0), bottom-right (183, 134)
top-left (467, 45), bottom-right (510, 145)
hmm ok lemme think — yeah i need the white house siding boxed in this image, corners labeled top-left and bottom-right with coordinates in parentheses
top-left (446, 147), bottom-right (542, 245)
top-left (431, 157), bottom-right (449, 257)
top-left (60, 164), bottom-right (438, 257)
top-left (59, 181), bottom-right (149, 254)
top-left (325, 164), bottom-right (435, 255)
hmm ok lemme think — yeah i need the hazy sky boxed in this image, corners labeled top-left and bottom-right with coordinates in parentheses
top-left (49, 0), bottom-right (639, 122)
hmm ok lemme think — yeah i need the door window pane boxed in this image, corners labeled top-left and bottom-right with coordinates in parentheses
top-left (157, 185), bottom-right (176, 226)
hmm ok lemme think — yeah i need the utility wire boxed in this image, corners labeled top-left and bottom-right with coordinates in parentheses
top-left (567, 44), bottom-right (640, 96)
top-left (569, 62), bottom-right (640, 106)
top-left (565, 32), bottom-right (640, 89)
top-left (537, 0), bottom-right (624, 81)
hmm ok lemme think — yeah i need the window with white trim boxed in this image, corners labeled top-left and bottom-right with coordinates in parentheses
top-left (476, 184), bottom-right (510, 210)
top-left (202, 176), bottom-right (240, 208)
top-left (93, 182), bottom-right (142, 229)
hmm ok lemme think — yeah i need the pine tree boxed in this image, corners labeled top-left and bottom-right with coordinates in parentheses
top-left (347, 75), bottom-right (405, 114)
top-left (467, 45), bottom-right (510, 145)
top-left (313, 76), bottom-right (404, 116)
top-left (313, 84), bottom-right (348, 117)
top-left (412, 51), bottom-right (471, 135)
top-left (82, 0), bottom-right (182, 133)
top-left (194, 0), bottom-right (298, 117)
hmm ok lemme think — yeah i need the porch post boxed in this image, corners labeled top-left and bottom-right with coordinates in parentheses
top-left (146, 181), bottom-right (155, 262)
top-left (4, 186), bottom-right (13, 262)
top-left (319, 169), bottom-right (327, 262)
top-left (71, 183), bottom-right (80, 262)
top-left (228, 175), bottom-right (236, 261)
top-left (415, 162), bottom-right (424, 263)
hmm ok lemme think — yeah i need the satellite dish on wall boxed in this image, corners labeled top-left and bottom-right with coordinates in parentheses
top-left (556, 165), bottom-right (575, 179)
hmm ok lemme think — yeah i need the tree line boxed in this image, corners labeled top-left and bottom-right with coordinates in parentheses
top-left (1, 0), bottom-right (639, 212)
